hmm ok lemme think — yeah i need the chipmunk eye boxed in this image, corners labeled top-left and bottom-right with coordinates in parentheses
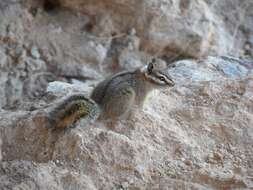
top-left (159, 76), bottom-right (165, 81)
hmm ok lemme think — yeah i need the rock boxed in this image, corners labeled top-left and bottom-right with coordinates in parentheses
top-left (1, 56), bottom-right (253, 189)
top-left (0, 48), bottom-right (7, 68)
top-left (118, 50), bottom-right (144, 70)
top-left (167, 56), bottom-right (252, 86)
top-left (30, 45), bottom-right (40, 59)
top-left (204, 0), bottom-right (253, 56)
top-left (0, 137), bottom-right (2, 162)
top-left (58, 0), bottom-right (231, 57)
top-left (0, 73), bottom-right (9, 108)
top-left (249, 35), bottom-right (253, 45)
top-left (184, 160), bottom-right (192, 166)
top-left (0, 1), bottom-right (253, 189)
top-left (46, 81), bottom-right (91, 96)
top-left (102, 30), bottom-right (142, 70)
top-left (80, 41), bottom-right (108, 65)
top-left (48, 61), bottom-right (103, 81)
top-left (22, 72), bottom-right (57, 100)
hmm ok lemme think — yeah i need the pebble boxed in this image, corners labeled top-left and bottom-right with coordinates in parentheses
top-left (122, 182), bottom-right (129, 189)
top-left (30, 46), bottom-right (40, 59)
top-left (213, 152), bottom-right (222, 161)
top-left (184, 160), bottom-right (192, 166)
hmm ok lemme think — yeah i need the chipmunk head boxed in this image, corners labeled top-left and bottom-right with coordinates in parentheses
top-left (142, 58), bottom-right (175, 87)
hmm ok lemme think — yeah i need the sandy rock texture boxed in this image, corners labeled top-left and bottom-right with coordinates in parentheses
top-left (58, 0), bottom-right (230, 58)
top-left (0, 0), bottom-right (253, 190)
top-left (204, 0), bottom-right (253, 57)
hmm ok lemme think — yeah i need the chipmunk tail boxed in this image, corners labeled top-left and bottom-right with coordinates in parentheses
top-left (47, 94), bottom-right (100, 129)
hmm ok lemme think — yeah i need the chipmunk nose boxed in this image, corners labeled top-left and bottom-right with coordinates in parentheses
top-left (169, 79), bottom-right (175, 87)
top-left (166, 77), bottom-right (175, 87)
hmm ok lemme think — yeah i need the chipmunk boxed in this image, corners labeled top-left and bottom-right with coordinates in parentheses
top-left (46, 58), bottom-right (175, 129)
top-left (91, 58), bottom-right (175, 120)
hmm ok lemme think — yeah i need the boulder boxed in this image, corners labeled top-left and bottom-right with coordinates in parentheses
top-left (1, 56), bottom-right (252, 189)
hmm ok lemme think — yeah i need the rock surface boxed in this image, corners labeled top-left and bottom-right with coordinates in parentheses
top-left (59, 0), bottom-right (231, 58)
top-left (0, 1), bottom-right (253, 190)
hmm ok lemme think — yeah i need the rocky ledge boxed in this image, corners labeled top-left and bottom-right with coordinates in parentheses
top-left (0, 0), bottom-right (253, 190)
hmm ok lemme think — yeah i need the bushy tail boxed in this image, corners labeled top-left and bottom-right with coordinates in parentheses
top-left (48, 94), bottom-right (100, 129)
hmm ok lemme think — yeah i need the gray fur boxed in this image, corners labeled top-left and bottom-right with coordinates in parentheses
top-left (91, 60), bottom-right (174, 120)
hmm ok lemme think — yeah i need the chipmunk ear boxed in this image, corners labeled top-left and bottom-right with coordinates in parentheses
top-left (147, 59), bottom-right (155, 74)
